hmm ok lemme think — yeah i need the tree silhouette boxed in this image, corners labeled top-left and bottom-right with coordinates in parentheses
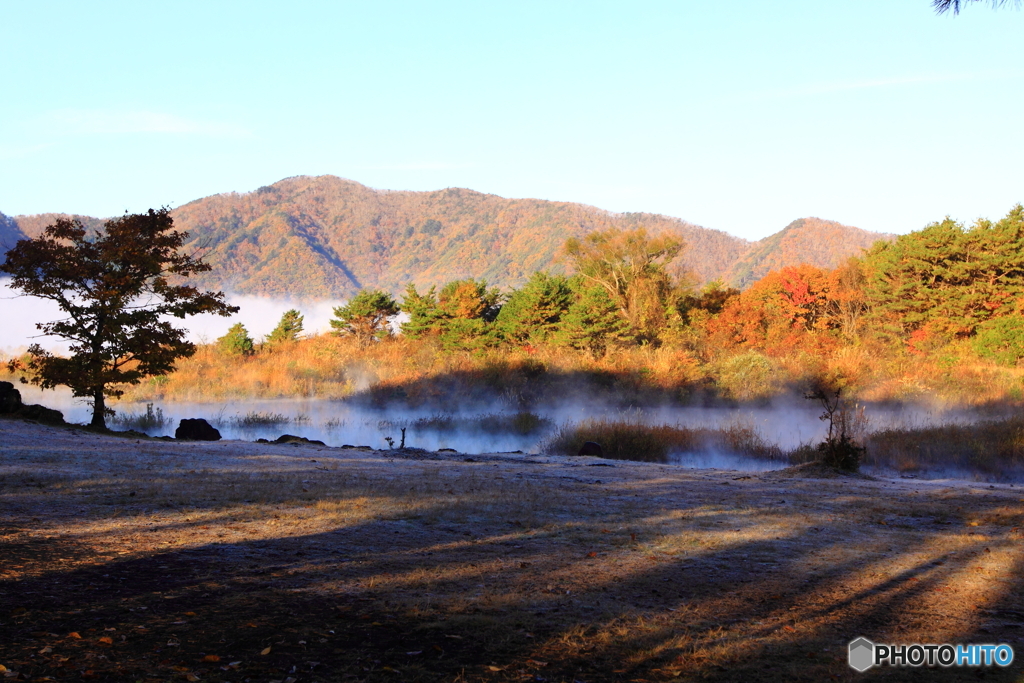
top-left (933, 0), bottom-right (1019, 14)
top-left (1, 209), bottom-right (237, 429)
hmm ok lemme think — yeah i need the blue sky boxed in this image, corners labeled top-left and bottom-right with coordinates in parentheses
top-left (1, 1), bottom-right (1021, 241)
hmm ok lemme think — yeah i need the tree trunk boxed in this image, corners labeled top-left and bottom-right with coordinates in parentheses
top-left (91, 388), bottom-right (107, 430)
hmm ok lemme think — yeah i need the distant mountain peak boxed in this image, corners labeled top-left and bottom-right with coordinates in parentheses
top-left (2, 178), bottom-right (893, 298)
top-left (725, 217), bottom-right (893, 289)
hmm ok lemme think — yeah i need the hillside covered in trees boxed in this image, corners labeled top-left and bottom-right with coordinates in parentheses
top-left (63, 204), bottom-right (1017, 414)
top-left (0, 176), bottom-right (890, 299)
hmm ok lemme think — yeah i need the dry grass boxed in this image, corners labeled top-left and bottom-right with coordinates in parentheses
top-left (7, 334), bottom-right (1024, 409)
top-left (864, 415), bottom-right (1024, 480)
top-left (542, 417), bottom-right (783, 463)
top-left (3, 416), bottom-right (1024, 681)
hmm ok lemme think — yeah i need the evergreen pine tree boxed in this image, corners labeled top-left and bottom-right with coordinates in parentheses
top-left (331, 289), bottom-right (399, 343)
top-left (554, 283), bottom-right (633, 357)
top-left (217, 322), bottom-right (255, 356)
top-left (266, 309), bottom-right (304, 346)
top-left (495, 272), bottom-right (574, 345)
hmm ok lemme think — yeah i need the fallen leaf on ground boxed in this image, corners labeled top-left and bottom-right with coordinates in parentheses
top-left (260, 646), bottom-right (272, 655)
top-left (97, 636), bottom-right (113, 645)
top-left (67, 632), bottom-right (81, 639)
top-left (203, 654), bottom-right (220, 662)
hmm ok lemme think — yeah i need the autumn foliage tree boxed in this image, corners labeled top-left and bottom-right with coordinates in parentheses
top-left (0, 209), bottom-right (237, 429)
top-left (707, 264), bottom-right (843, 357)
top-left (562, 227), bottom-right (685, 342)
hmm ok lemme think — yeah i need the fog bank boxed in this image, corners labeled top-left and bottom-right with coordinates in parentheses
top-left (0, 279), bottom-right (340, 355)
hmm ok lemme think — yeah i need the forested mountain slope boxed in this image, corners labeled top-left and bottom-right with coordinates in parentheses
top-left (726, 217), bottom-right (893, 289)
top-left (1, 176), bottom-right (891, 298)
top-left (0, 212), bottom-right (27, 252)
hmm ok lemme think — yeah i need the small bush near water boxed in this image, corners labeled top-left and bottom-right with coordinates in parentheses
top-left (228, 412), bottom-right (292, 428)
top-left (542, 417), bottom-right (784, 463)
top-left (109, 404), bottom-right (170, 431)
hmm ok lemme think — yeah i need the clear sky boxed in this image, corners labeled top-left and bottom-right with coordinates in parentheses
top-left (1, 1), bottom-right (1021, 241)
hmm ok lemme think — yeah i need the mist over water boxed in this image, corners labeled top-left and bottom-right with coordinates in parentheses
top-left (14, 384), bottom-right (1009, 480)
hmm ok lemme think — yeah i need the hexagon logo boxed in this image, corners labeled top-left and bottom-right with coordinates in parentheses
top-left (848, 637), bottom-right (875, 672)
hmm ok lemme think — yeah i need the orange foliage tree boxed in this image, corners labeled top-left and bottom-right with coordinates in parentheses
top-left (706, 264), bottom-right (844, 357)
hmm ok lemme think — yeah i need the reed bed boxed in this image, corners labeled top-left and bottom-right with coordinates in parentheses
top-left (863, 415), bottom-right (1024, 479)
top-left (542, 417), bottom-right (784, 463)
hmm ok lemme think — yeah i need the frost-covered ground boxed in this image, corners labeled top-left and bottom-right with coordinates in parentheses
top-left (2, 417), bottom-right (1023, 681)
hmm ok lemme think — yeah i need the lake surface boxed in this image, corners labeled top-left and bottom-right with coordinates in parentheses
top-left (13, 385), bottom-right (992, 476)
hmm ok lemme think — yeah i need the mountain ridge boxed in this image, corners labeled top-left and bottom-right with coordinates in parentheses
top-left (1, 175), bottom-right (892, 298)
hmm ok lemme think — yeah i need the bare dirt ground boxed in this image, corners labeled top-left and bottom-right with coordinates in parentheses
top-left (2, 416), bottom-right (1023, 682)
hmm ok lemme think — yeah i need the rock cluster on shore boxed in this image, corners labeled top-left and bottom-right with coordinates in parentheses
top-left (0, 381), bottom-right (65, 425)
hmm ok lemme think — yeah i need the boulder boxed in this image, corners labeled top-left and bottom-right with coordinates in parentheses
top-left (0, 381), bottom-right (22, 414)
top-left (272, 434), bottom-right (326, 446)
top-left (175, 418), bottom-right (221, 441)
top-left (16, 403), bottom-right (65, 424)
top-left (577, 441), bottom-right (604, 457)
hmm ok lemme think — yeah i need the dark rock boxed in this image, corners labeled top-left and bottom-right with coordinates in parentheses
top-left (0, 381), bottom-right (22, 414)
top-left (272, 434), bottom-right (326, 446)
top-left (578, 441), bottom-right (604, 457)
top-left (175, 418), bottom-right (221, 441)
top-left (17, 403), bottom-right (64, 425)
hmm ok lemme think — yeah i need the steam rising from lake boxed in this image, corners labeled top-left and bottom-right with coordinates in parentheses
top-left (3, 282), bottom-right (1014, 482)
top-left (13, 383), bottom-right (1004, 481)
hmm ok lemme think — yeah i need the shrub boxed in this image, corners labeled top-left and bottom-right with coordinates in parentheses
top-left (217, 323), bottom-right (255, 356)
top-left (109, 403), bottom-right (170, 431)
top-left (713, 351), bottom-right (776, 400)
top-left (805, 383), bottom-right (865, 471)
top-left (543, 418), bottom-right (675, 462)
